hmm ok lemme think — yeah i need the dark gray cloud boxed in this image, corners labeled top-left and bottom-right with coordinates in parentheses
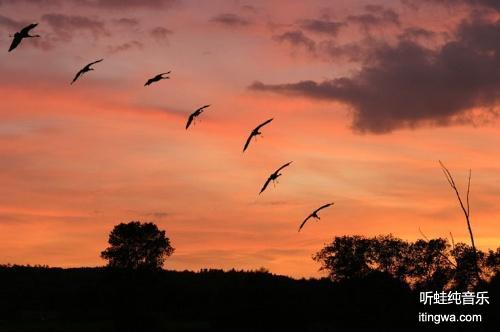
top-left (113, 17), bottom-right (139, 27)
top-left (402, 0), bottom-right (500, 11)
top-left (299, 19), bottom-right (344, 37)
top-left (273, 30), bottom-right (316, 53)
top-left (41, 14), bottom-right (108, 41)
top-left (250, 16), bottom-right (500, 134)
top-left (150, 26), bottom-right (172, 42)
top-left (318, 39), bottom-right (367, 62)
top-left (0, 0), bottom-right (60, 6)
top-left (241, 4), bottom-right (258, 13)
top-left (399, 27), bottom-right (436, 41)
top-left (74, 0), bottom-right (178, 9)
top-left (0, 15), bottom-right (25, 30)
top-left (107, 40), bottom-right (142, 53)
top-left (347, 5), bottom-right (400, 30)
top-left (210, 13), bottom-right (251, 27)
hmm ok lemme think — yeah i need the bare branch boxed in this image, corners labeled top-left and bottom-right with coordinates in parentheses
top-left (466, 169), bottom-right (471, 218)
top-left (418, 227), bottom-right (429, 241)
top-left (418, 227), bottom-right (457, 268)
top-left (439, 161), bottom-right (480, 282)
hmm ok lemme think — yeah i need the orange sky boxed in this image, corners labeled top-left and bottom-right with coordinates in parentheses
top-left (0, 0), bottom-right (499, 278)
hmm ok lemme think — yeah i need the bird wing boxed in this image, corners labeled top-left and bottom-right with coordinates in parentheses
top-left (242, 132), bottom-right (254, 152)
top-left (298, 214), bottom-right (313, 232)
top-left (8, 35), bottom-right (22, 52)
top-left (83, 59), bottom-right (102, 71)
top-left (259, 176), bottom-right (273, 195)
top-left (275, 161), bottom-right (293, 174)
top-left (159, 71), bottom-right (171, 76)
top-left (71, 69), bottom-right (84, 84)
top-left (255, 118), bottom-right (273, 131)
top-left (185, 113), bottom-right (195, 129)
top-left (198, 104), bottom-right (210, 112)
top-left (89, 59), bottom-right (103, 66)
top-left (313, 202), bottom-right (334, 214)
top-left (20, 23), bottom-right (38, 35)
top-left (144, 79), bottom-right (153, 86)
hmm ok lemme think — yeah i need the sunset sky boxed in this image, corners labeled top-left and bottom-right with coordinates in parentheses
top-left (1, 0), bottom-right (500, 278)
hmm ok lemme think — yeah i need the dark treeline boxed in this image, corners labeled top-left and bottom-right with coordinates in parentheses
top-left (0, 264), bottom-right (498, 331)
top-left (1, 233), bottom-right (499, 331)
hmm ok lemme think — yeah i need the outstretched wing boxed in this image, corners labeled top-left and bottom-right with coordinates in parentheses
top-left (255, 118), bottom-right (273, 131)
top-left (8, 35), bottom-right (22, 52)
top-left (82, 59), bottom-right (103, 71)
top-left (20, 23), bottom-right (38, 35)
top-left (298, 214), bottom-right (313, 232)
top-left (197, 104), bottom-right (210, 112)
top-left (275, 161), bottom-right (292, 174)
top-left (86, 59), bottom-right (103, 69)
top-left (144, 78), bottom-right (154, 86)
top-left (71, 69), bottom-right (84, 84)
top-left (242, 132), bottom-right (254, 152)
top-left (313, 202), bottom-right (334, 214)
top-left (186, 113), bottom-right (195, 129)
top-left (259, 176), bottom-right (273, 195)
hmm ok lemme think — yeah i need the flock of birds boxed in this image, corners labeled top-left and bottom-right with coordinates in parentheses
top-left (8, 23), bottom-right (335, 232)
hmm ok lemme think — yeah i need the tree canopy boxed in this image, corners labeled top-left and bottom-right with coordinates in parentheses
top-left (101, 221), bottom-right (174, 270)
top-left (314, 234), bottom-right (500, 290)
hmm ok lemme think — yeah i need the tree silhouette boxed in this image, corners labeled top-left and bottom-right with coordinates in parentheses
top-left (101, 221), bottom-right (174, 269)
top-left (314, 234), bottom-right (499, 290)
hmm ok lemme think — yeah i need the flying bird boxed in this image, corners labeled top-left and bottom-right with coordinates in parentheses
top-left (8, 23), bottom-right (40, 52)
top-left (71, 59), bottom-right (103, 84)
top-left (259, 161), bottom-right (292, 195)
top-left (186, 105), bottom-right (210, 130)
top-left (144, 72), bottom-right (170, 86)
top-left (243, 118), bottom-right (273, 152)
top-left (298, 203), bottom-right (334, 232)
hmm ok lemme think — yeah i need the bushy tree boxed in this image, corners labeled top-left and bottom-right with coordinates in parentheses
top-left (314, 234), bottom-right (499, 290)
top-left (101, 221), bottom-right (174, 269)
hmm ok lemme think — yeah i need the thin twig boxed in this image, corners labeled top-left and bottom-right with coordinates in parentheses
top-left (418, 227), bottom-right (429, 241)
top-left (466, 169), bottom-right (471, 219)
top-left (418, 227), bottom-right (457, 268)
top-left (439, 161), bottom-right (480, 281)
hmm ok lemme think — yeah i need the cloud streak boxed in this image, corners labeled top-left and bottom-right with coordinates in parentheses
top-left (74, 0), bottom-right (178, 10)
top-left (42, 14), bottom-right (108, 41)
top-left (299, 19), bottom-right (344, 37)
top-left (273, 30), bottom-right (316, 53)
top-left (210, 13), bottom-right (251, 27)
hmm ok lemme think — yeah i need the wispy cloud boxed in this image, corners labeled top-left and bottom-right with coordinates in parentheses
top-left (41, 13), bottom-right (109, 41)
top-left (210, 13), bottom-right (251, 27)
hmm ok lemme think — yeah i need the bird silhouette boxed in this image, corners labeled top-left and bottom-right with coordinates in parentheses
top-left (8, 23), bottom-right (40, 52)
top-left (144, 72), bottom-right (170, 86)
top-left (243, 118), bottom-right (273, 152)
top-left (71, 59), bottom-right (103, 84)
top-left (298, 203), bottom-right (334, 232)
top-left (259, 161), bottom-right (293, 195)
top-left (186, 105), bottom-right (210, 130)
